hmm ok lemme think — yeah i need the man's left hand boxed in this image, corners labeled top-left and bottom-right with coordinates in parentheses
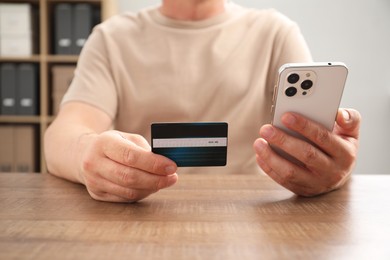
top-left (253, 108), bottom-right (361, 196)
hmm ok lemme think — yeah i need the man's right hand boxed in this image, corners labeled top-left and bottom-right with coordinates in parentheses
top-left (79, 130), bottom-right (178, 202)
top-left (44, 102), bottom-right (178, 203)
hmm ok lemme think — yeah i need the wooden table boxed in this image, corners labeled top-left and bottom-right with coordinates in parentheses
top-left (1, 172), bottom-right (390, 260)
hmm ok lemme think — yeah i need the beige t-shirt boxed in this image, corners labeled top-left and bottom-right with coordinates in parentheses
top-left (62, 3), bottom-right (312, 174)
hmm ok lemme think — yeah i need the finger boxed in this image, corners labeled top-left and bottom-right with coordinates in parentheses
top-left (280, 113), bottom-right (350, 159)
top-left (92, 157), bottom-right (179, 190)
top-left (102, 132), bottom-right (177, 175)
top-left (89, 192), bottom-right (134, 203)
top-left (335, 108), bottom-right (361, 139)
top-left (259, 124), bottom-right (331, 171)
top-left (84, 167), bottom-right (177, 203)
top-left (253, 138), bottom-right (323, 196)
top-left (254, 142), bottom-right (273, 174)
top-left (85, 174), bottom-right (168, 203)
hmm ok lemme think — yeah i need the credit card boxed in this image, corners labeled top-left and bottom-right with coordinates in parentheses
top-left (151, 122), bottom-right (228, 167)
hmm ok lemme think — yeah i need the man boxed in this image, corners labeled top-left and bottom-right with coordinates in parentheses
top-left (44, 0), bottom-right (361, 202)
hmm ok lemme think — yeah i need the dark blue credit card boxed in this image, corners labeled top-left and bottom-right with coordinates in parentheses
top-left (151, 122), bottom-right (228, 167)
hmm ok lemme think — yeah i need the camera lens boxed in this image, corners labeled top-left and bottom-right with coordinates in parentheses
top-left (301, 80), bottom-right (313, 90)
top-left (285, 87), bottom-right (297, 97)
top-left (287, 73), bottom-right (300, 84)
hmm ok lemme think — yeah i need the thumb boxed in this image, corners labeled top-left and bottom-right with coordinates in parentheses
top-left (335, 108), bottom-right (361, 139)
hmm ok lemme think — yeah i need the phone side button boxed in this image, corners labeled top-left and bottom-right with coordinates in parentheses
top-left (272, 85), bottom-right (277, 102)
top-left (270, 105), bottom-right (274, 114)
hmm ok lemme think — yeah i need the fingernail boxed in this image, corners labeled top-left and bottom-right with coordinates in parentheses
top-left (260, 125), bottom-right (274, 139)
top-left (157, 174), bottom-right (177, 189)
top-left (342, 109), bottom-right (351, 122)
top-left (254, 139), bottom-right (267, 153)
top-left (167, 174), bottom-right (178, 187)
top-left (165, 165), bottom-right (176, 174)
top-left (283, 113), bottom-right (296, 126)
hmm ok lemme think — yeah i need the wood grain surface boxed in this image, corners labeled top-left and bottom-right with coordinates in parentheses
top-left (1, 172), bottom-right (390, 260)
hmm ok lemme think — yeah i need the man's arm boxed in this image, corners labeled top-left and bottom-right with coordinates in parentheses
top-left (44, 102), bottom-right (111, 183)
top-left (44, 102), bottom-right (178, 202)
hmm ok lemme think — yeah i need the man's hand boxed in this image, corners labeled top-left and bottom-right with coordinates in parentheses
top-left (253, 108), bottom-right (361, 196)
top-left (79, 131), bottom-right (178, 202)
top-left (45, 102), bottom-right (178, 203)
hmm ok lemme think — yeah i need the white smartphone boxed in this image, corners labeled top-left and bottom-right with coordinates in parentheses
top-left (270, 62), bottom-right (348, 161)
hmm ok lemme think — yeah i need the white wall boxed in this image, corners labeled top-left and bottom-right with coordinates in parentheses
top-left (117, 0), bottom-right (390, 175)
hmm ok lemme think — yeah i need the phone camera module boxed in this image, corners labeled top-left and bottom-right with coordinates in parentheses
top-left (285, 87), bottom-right (297, 97)
top-left (287, 73), bottom-right (300, 84)
top-left (301, 80), bottom-right (313, 90)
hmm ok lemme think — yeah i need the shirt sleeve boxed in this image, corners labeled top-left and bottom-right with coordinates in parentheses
top-left (269, 16), bottom-right (313, 84)
top-left (265, 13), bottom-right (313, 106)
top-left (61, 24), bottom-right (118, 120)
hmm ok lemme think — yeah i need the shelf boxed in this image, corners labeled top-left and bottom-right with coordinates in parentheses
top-left (46, 55), bottom-right (78, 63)
top-left (47, 0), bottom-right (102, 3)
top-left (0, 56), bottom-right (41, 63)
top-left (0, 0), bottom-right (39, 3)
top-left (0, 55), bottom-right (79, 63)
top-left (0, 116), bottom-right (41, 124)
top-left (0, 0), bottom-right (116, 173)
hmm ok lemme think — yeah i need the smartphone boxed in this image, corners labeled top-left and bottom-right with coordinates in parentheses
top-left (270, 62), bottom-right (348, 162)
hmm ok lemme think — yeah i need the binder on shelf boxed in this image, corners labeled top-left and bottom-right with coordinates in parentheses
top-left (14, 125), bottom-right (36, 172)
top-left (0, 126), bottom-right (14, 172)
top-left (92, 5), bottom-right (102, 28)
top-left (51, 65), bottom-right (75, 115)
top-left (0, 63), bottom-right (17, 115)
top-left (1, 35), bottom-right (33, 57)
top-left (0, 125), bottom-right (36, 173)
top-left (73, 4), bottom-right (93, 54)
top-left (54, 3), bottom-right (73, 55)
top-left (0, 3), bottom-right (33, 56)
top-left (0, 0), bottom-right (110, 173)
top-left (17, 64), bottom-right (38, 115)
top-left (0, 3), bottom-right (31, 34)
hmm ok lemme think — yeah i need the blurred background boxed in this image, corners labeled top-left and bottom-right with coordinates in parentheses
top-left (117, 0), bottom-right (390, 175)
